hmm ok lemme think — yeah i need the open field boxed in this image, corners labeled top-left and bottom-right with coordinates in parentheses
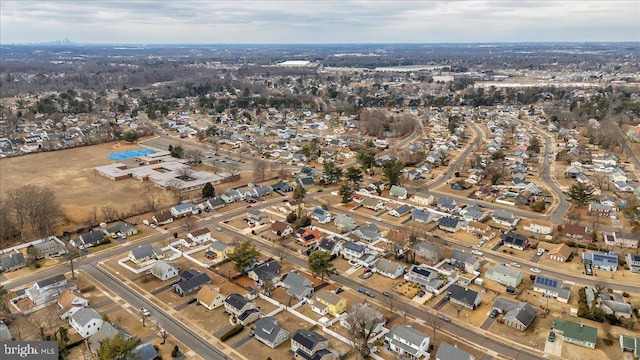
top-left (0, 141), bottom-right (174, 231)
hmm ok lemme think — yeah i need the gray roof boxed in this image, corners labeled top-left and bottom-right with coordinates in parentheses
top-left (254, 317), bottom-right (287, 344)
top-left (209, 240), bottom-right (233, 252)
top-left (387, 325), bottom-right (428, 348)
top-left (130, 343), bottom-right (158, 360)
top-left (131, 245), bottom-right (162, 261)
top-left (291, 329), bottom-right (327, 352)
top-left (486, 264), bottom-right (522, 279)
top-left (376, 258), bottom-right (403, 275)
top-left (36, 274), bottom-right (66, 288)
top-left (175, 273), bottom-right (210, 294)
top-left (284, 271), bottom-right (313, 298)
top-left (436, 341), bottom-right (474, 360)
top-left (225, 293), bottom-right (250, 311)
top-left (0, 322), bottom-right (12, 341)
top-left (252, 260), bottom-right (282, 281)
top-left (450, 250), bottom-right (478, 266)
top-left (80, 230), bottom-right (105, 245)
top-left (0, 252), bottom-right (25, 270)
top-left (151, 260), bottom-right (178, 276)
top-left (88, 322), bottom-right (131, 353)
top-left (503, 302), bottom-right (538, 328)
top-left (602, 300), bottom-right (633, 315)
top-left (71, 307), bottom-right (102, 327)
top-left (447, 285), bottom-right (479, 306)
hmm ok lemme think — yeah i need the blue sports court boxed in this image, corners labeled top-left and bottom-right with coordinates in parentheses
top-left (107, 148), bottom-right (156, 160)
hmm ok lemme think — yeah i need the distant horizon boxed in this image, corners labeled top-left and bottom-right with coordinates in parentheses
top-left (1, 1), bottom-right (638, 44)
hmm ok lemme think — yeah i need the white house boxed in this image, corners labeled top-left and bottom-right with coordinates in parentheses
top-left (386, 325), bottom-right (430, 360)
top-left (150, 260), bottom-right (180, 281)
top-left (375, 258), bottom-right (404, 279)
top-left (197, 285), bottom-right (225, 311)
top-left (187, 228), bottom-right (212, 244)
top-left (389, 185), bottom-right (408, 200)
top-left (170, 203), bottom-right (199, 217)
top-left (70, 307), bottom-right (104, 338)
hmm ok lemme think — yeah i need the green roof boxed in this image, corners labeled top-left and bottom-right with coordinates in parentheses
top-left (552, 319), bottom-right (597, 344)
top-left (620, 335), bottom-right (640, 356)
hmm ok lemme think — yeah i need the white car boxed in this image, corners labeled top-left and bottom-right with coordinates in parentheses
top-left (471, 250), bottom-right (483, 256)
top-left (530, 267), bottom-right (541, 274)
top-left (215, 226), bottom-right (223, 232)
top-left (139, 307), bottom-right (151, 317)
top-left (510, 262), bottom-right (521, 268)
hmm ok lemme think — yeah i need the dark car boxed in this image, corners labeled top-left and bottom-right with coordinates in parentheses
top-left (187, 297), bottom-right (197, 304)
top-left (489, 309), bottom-right (499, 318)
top-left (364, 290), bottom-right (375, 298)
top-left (506, 287), bottom-right (516, 295)
top-left (357, 287), bottom-right (366, 294)
top-left (334, 287), bottom-right (344, 294)
top-left (417, 290), bottom-right (426, 297)
top-left (547, 332), bottom-right (556, 342)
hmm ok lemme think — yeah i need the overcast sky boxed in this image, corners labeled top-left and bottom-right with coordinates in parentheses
top-left (1, 0), bottom-right (639, 44)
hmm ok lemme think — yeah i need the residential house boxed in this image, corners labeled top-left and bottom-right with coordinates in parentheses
top-left (0, 252), bottom-right (25, 272)
top-left (415, 242), bottom-right (443, 263)
top-left (389, 185), bottom-right (408, 200)
top-left (537, 242), bottom-right (573, 263)
top-left (450, 250), bottom-right (480, 274)
top-left (272, 181), bottom-right (294, 193)
top-left (297, 227), bottom-right (324, 247)
top-left (32, 238), bottom-right (68, 258)
top-left (524, 219), bottom-right (554, 235)
top-left (152, 211), bottom-right (173, 225)
top-left (248, 260), bottom-right (283, 285)
top-left (291, 330), bottom-right (332, 360)
top-left (406, 265), bottom-right (438, 289)
top-left (297, 177), bottom-right (315, 189)
top-left (389, 204), bottom-right (412, 217)
top-left (317, 237), bottom-right (342, 256)
top-left (224, 293), bottom-right (257, 317)
top-left (129, 245), bottom-right (163, 265)
top-left (254, 317), bottom-right (289, 348)
top-left (341, 242), bottom-right (366, 261)
top-left (551, 319), bottom-right (597, 349)
top-left (341, 303), bottom-right (385, 335)
top-left (375, 258), bottom-right (404, 279)
top-left (533, 275), bottom-right (571, 303)
top-left (130, 343), bottom-right (159, 360)
top-left (438, 217), bottom-right (462, 233)
top-left (271, 221), bottom-right (293, 236)
top-left (311, 290), bottom-right (347, 316)
top-left (562, 223), bottom-right (592, 241)
top-left (496, 300), bottom-right (538, 331)
top-left (411, 192), bottom-right (434, 206)
top-left (466, 222), bottom-right (496, 241)
top-left (173, 272), bottom-right (211, 296)
top-left (105, 221), bottom-right (138, 237)
top-left (436, 197), bottom-right (457, 212)
top-left (588, 203), bottom-right (612, 216)
top-left (411, 209), bottom-right (435, 224)
top-left (460, 205), bottom-right (489, 223)
top-left (247, 185), bottom-right (272, 198)
top-left (385, 325), bottom-right (430, 360)
top-left (205, 197), bottom-right (226, 210)
top-left (0, 322), bottom-right (12, 342)
top-left (247, 208), bottom-right (269, 225)
top-left (237, 307), bottom-right (261, 326)
top-left (170, 203), bottom-right (199, 217)
top-left (87, 322), bottom-right (132, 355)
top-left (351, 223), bottom-right (381, 243)
top-left (492, 209), bottom-right (519, 228)
top-left (206, 240), bottom-right (234, 261)
top-left (626, 254), bottom-right (640, 273)
top-left (601, 299), bottom-right (633, 319)
top-left (150, 260), bottom-right (179, 281)
top-left (70, 307), bottom-right (104, 338)
top-left (582, 251), bottom-right (619, 272)
top-left (221, 188), bottom-right (245, 203)
top-left (447, 285), bottom-right (481, 310)
top-left (197, 285), bottom-right (225, 310)
top-left (187, 228), bottom-right (211, 245)
top-left (602, 232), bottom-right (638, 249)
top-left (485, 264), bottom-right (522, 288)
top-left (283, 271), bottom-right (314, 299)
top-left (24, 274), bottom-right (68, 306)
top-left (77, 230), bottom-right (107, 249)
top-left (334, 214), bottom-right (357, 232)
top-left (619, 335), bottom-right (640, 359)
top-left (361, 197), bottom-right (385, 211)
top-left (310, 207), bottom-right (332, 224)
top-left (436, 342), bottom-right (475, 360)
top-left (500, 233), bottom-right (529, 251)
top-left (57, 289), bottom-right (89, 320)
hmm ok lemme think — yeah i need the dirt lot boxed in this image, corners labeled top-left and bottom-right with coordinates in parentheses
top-left (0, 141), bottom-right (174, 232)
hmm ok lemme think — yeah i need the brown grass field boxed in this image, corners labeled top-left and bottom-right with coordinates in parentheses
top-left (0, 141), bottom-right (174, 233)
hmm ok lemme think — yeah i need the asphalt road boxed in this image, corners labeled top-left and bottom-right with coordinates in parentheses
top-left (83, 264), bottom-right (228, 360)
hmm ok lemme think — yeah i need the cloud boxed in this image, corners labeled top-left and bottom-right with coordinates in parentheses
top-left (1, 0), bottom-right (638, 43)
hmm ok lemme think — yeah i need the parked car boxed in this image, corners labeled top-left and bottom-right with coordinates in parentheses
top-left (547, 331), bottom-right (556, 342)
top-left (471, 250), bottom-right (483, 256)
top-left (364, 290), bottom-right (375, 298)
top-left (438, 314), bottom-right (451, 322)
top-left (382, 292), bottom-right (391, 298)
top-left (530, 267), bottom-right (541, 274)
top-left (139, 308), bottom-right (151, 317)
top-left (489, 309), bottom-right (499, 318)
top-left (417, 290), bottom-right (426, 297)
top-left (187, 297), bottom-right (197, 304)
top-left (215, 226), bottom-right (223, 232)
top-left (363, 272), bottom-right (373, 279)
top-left (509, 262), bottom-right (521, 268)
top-left (333, 287), bottom-right (344, 295)
top-left (357, 288), bottom-right (367, 294)
top-left (536, 248), bottom-right (545, 256)
top-left (506, 287), bottom-right (516, 295)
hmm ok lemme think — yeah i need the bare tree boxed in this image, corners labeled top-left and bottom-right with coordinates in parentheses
top-left (66, 246), bottom-right (80, 280)
top-left (261, 279), bottom-right (276, 296)
top-left (177, 166), bottom-right (195, 180)
top-left (156, 323), bottom-right (169, 345)
top-left (101, 206), bottom-right (119, 222)
top-left (185, 150), bottom-right (201, 165)
top-left (276, 243), bottom-right (291, 262)
top-left (182, 217), bottom-right (195, 233)
top-left (425, 312), bottom-right (442, 341)
top-left (8, 185), bottom-right (63, 239)
top-left (591, 172), bottom-right (610, 191)
top-left (228, 162), bottom-right (240, 179)
top-left (27, 307), bottom-right (59, 340)
top-left (12, 315), bottom-right (28, 340)
top-left (166, 180), bottom-right (184, 202)
top-left (452, 303), bottom-right (464, 318)
top-left (0, 203), bottom-right (15, 248)
top-left (254, 159), bottom-right (267, 184)
top-left (142, 187), bottom-right (163, 213)
top-left (345, 302), bottom-right (384, 359)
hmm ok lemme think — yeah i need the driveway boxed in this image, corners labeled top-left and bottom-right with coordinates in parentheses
top-left (544, 336), bottom-right (562, 357)
top-left (480, 314), bottom-right (497, 330)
